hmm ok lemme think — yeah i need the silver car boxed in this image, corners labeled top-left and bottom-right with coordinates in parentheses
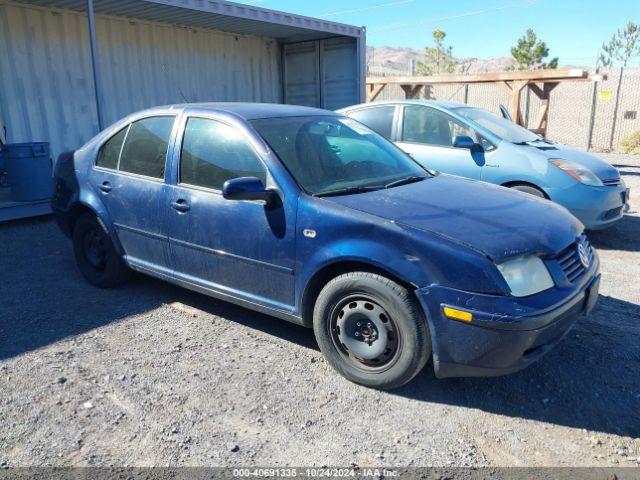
top-left (338, 100), bottom-right (629, 230)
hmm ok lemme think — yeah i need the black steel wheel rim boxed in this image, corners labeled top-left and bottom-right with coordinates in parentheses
top-left (82, 227), bottom-right (107, 271)
top-left (329, 294), bottom-right (401, 372)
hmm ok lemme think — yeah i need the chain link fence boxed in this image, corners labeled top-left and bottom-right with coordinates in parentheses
top-left (367, 65), bottom-right (640, 152)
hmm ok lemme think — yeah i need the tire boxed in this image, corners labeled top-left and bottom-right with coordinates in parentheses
top-left (313, 272), bottom-right (430, 390)
top-left (72, 214), bottom-right (131, 288)
top-left (509, 184), bottom-right (547, 198)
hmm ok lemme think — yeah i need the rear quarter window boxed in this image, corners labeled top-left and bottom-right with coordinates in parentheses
top-left (96, 127), bottom-right (127, 170)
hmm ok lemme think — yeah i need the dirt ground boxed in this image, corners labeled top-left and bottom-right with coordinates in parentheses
top-left (1, 154), bottom-right (639, 468)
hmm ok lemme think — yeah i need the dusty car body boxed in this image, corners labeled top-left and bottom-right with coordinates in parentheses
top-left (52, 103), bottom-right (600, 389)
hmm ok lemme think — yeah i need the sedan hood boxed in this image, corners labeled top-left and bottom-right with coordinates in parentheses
top-left (326, 175), bottom-right (582, 263)
top-left (527, 142), bottom-right (620, 181)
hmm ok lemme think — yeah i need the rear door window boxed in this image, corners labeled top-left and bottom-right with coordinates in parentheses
top-left (179, 117), bottom-right (266, 190)
top-left (118, 116), bottom-right (175, 179)
top-left (348, 106), bottom-right (396, 139)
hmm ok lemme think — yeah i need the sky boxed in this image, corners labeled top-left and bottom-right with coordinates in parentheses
top-left (236, 0), bottom-right (639, 66)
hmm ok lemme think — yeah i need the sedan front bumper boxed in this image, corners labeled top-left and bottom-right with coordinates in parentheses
top-left (415, 270), bottom-right (600, 378)
top-left (546, 182), bottom-right (628, 230)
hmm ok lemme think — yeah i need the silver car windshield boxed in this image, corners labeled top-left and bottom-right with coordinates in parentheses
top-left (251, 115), bottom-right (428, 196)
top-left (456, 107), bottom-right (540, 144)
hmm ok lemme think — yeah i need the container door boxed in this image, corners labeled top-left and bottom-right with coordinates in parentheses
top-left (283, 41), bottom-right (320, 108)
top-left (321, 37), bottom-right (359, 110)
top-left (283, 38), bottom-right (360, 110)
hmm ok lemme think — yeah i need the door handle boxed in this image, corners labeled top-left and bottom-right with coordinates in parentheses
top-left (170, 199), bottom-right (190, 212)
top-left (99, 181), bottom-right (112, 193)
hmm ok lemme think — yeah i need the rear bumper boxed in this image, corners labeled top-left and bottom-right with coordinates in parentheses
top-left (52, 206), bottom-right (72, 238)
top-left (416, 269), bottom-right (600, 378)
top-left (546, 182), bottom-right (628, 230)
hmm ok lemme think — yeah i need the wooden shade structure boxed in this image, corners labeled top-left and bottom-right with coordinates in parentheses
top-left (366, 69), bottom-right (602, 137)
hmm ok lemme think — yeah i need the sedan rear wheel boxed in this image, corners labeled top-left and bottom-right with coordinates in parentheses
top-left (72, 214), bottom-right (131, 288)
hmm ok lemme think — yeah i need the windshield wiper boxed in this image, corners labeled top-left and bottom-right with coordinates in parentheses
top-left (313, 175), bottom-right (426, 197)
top-left (384, 175), bottom-right (426, 189)
top-left (313, 185), bottom-right (383, 198)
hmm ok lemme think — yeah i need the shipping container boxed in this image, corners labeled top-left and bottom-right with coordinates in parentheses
top-left (0, 0), bottom-right (365, 219)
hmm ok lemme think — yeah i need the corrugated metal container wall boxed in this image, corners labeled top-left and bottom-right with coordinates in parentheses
top-left (0, 1), bottom-right (282, 161)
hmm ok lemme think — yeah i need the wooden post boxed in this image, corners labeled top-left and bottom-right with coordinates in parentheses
top-left (367, 83), bottom-right (386, 102)
top-left (400, 84), bottom-right (424, 99)
top-left (508, 80), bottom-right (527, 125)
top-left (528, 82), bottom-right (558, 137)
top-left (424, 85), bottom-right (434, 99)
top-left (365, 70), bottom-right (603, 135)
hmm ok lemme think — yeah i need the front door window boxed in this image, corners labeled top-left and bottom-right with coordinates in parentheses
top-left (179, 118), bottom-right (266, 190)
top-left (402, 105), bottom-right (477, 147)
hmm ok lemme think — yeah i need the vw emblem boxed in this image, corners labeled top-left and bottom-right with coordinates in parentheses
top-left (577, 243), bottom-right (590, 268)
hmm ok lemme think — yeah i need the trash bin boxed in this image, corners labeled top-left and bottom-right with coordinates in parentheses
top-left (4, 142), bottom-right (53, 201)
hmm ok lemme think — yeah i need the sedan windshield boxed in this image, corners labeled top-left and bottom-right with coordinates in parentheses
top-left (251, 115), bottom-right (428, 196)
top-left (456, 107), bottom-right (540, 144)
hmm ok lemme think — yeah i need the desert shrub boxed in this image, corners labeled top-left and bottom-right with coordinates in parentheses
top-left (619, 130), bottom-right (640, 154)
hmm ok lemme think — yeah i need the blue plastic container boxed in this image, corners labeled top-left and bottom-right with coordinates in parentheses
top-left (5, 142), bottom-right (53, 202)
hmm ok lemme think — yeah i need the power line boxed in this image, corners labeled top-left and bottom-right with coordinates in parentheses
top-left (369, 0), bottom-right (538, 32)
top-left (317, 0), bottom-right (415, 19)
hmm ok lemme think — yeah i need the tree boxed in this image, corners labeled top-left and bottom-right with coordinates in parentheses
top-left (598, 21), bottom-right (640, 68)
top-left (598, 22), bottom-right (640, 150)
top-left (416, 29), bottom-right (459, 75)
top-left (509, 28), bottom-right (558, 71)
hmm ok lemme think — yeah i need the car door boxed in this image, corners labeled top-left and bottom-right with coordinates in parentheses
top-left (90, 115), bottom-right (176, 270)
top-left (165, 114), bottom-right (296, 312)
top-left (395, 105), bottom-right (484, 179)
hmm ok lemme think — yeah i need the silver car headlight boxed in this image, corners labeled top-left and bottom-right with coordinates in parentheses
top-left (497, 255), bottom-right (554, 297)
top-left (550, 159), bottom-right (603, 186)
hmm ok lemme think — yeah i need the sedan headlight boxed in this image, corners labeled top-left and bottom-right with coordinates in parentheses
top-left (497, 255), bottom-right (554, 297)
top-left (550, 159), bottom-right (603, 186)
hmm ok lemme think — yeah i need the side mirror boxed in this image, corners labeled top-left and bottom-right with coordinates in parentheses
top-left (453, 135), bottom-right (483, 152)
top-left (222, 177), bottom-right (276, 204)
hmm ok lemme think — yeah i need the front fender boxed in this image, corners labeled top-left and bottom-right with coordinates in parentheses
top-left (485, 144), bottom-right (577, 190)
top-left (297, 238), bottom-right (430, 294)
top-left (294, 196), bottom-right (507, 317)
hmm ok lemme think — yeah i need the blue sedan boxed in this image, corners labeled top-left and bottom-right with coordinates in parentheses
top-left (52, 103), bottom-right (600, 389)
top-left (339, 100), bottom-right (629, 230)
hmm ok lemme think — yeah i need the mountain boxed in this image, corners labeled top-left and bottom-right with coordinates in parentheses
top-left (366, 46), bottom-right (587, 76)
top-left (366, 45), bottom-right (516, 75)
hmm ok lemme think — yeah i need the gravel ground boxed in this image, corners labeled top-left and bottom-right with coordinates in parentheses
top-left (1, 154), bottom-right (639, 468)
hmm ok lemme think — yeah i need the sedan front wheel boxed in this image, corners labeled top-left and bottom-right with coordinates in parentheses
top-left (313, 272), bottom-right (431, 389)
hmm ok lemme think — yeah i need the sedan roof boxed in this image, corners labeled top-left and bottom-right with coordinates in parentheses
top-left (143, 102), bottom-right (335, 120)
top-left (338, 99), bottom-right (469, 111)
